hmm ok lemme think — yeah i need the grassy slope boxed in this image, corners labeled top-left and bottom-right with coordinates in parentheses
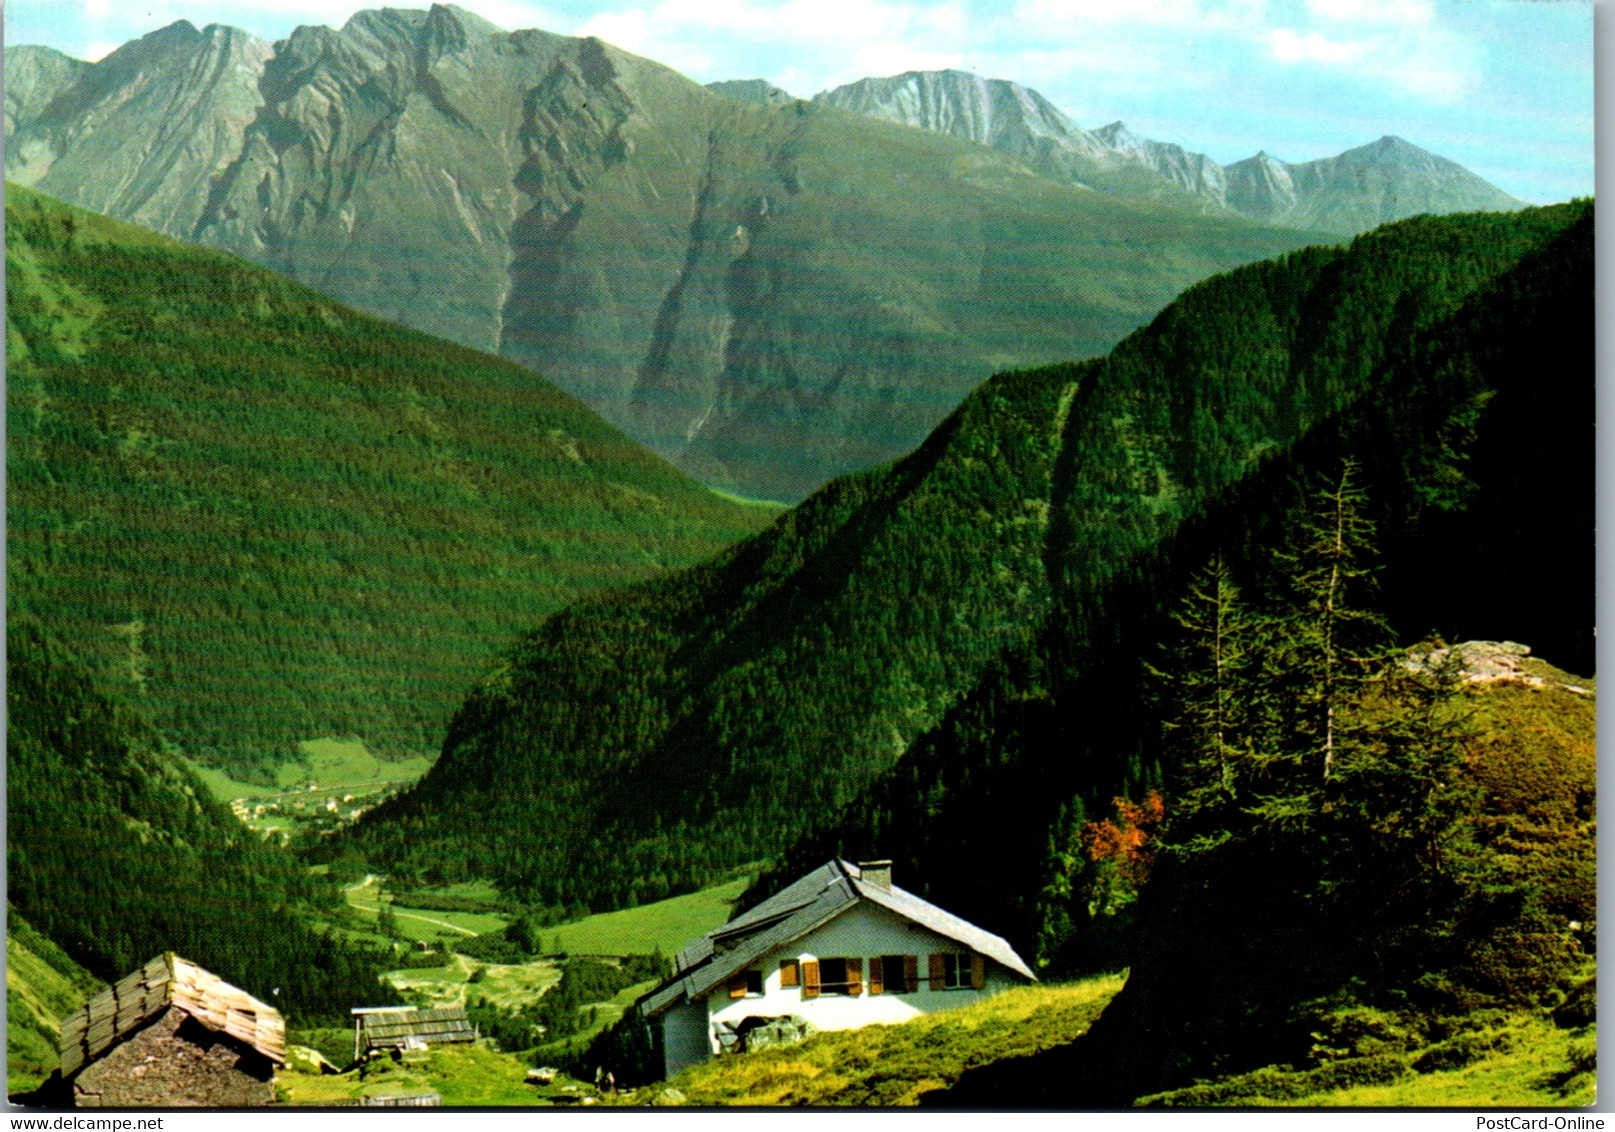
top-left (278, 1044), bottom-right (573, 1106)
top-left (6, 182), bottom-right (778, 778)
top-left (547, 878), bottom-right (751, 956)
top-left (634, 975), bottom-right (1126, 1106)
top-left (1139, 1014), bottom-right (1595, 1108)
top-left (6, 912), bottom-right (104, 1095)
top-left (621, 978), bottom-right (1589, 1108)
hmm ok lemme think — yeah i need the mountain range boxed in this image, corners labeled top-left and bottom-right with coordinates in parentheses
top-left (6, 7), bottom-right (1520, 502)
top-left (809, 69), bottom-right (1526, 232)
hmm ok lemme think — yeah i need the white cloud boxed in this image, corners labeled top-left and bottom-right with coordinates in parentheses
top-left (1016, 0), bottom-right (1269, 32)
top-left (1267, 20), bottom-right (1474, 102)
top-left (83, 40), bottom-right (121, 60)
top-left (1269, 27), bottom-right (1364, 64)
top-left (838, 42), bottom-right (966, 86)
top-left (575, 7), bottom-right (651, 50)
top-left (84, 0), bottom-right (111, 19)
top-left (461, 1), bottom-right (570, 32)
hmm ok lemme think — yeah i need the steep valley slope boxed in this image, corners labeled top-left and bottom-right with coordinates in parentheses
top-left (343, 202), bottom-right (1592, 927)
top-left (6, 183), bottom-right (774, 778)
top-left (5, 7), bottom-right (1326, 501)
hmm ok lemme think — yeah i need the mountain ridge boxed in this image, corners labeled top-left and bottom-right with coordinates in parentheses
top-left (812, 68), bottom-right (1527, 232)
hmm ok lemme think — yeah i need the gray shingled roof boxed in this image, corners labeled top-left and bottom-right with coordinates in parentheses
top-left (357, 1006), bottom-right (477, 1048)
top-left (640, 860), bottom-right (1035, 1017)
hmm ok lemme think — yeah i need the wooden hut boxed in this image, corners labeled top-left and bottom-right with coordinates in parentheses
top-left (352, 1006), bottom-right (477, 1061)
top-left (59, 954), bottom-right (285, 1107)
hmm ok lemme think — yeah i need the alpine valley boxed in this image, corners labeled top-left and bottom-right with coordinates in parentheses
top-left (4, 1), bottom-right (1593, 1112)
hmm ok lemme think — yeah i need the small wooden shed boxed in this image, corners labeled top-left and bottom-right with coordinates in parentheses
top-left (59, 954), bottom-right (285, 1107)
top-left (352, 1006), bottom-right (477, 1061)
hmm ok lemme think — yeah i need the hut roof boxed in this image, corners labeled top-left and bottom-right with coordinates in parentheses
top-left (355, 1006), bottom-right (477, 1048)
top-left (60, 954), bottom-right (285, 1076)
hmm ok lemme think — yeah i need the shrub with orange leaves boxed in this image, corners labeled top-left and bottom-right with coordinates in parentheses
top-left (1079, 791), bottom-right (1164, 914)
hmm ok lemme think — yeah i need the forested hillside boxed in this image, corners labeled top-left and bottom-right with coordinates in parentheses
top-left (6, 184), bottom-right (774, 779)
top-left (345, 203), bottom-right (1591, 927)
top-left (755, 200), bottom-right (1593, 957)
top-left (6, 616), bottom-right (401, 1030)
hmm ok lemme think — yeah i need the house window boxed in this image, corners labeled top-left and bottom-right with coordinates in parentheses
top-left (801, 957), bottom-right (862, 997)
top-left (870, 955), bottom-right (918, 994)
top-left (928, 952), bottom-right (984, 990)
top-left (726, 969), bottom-right (765, 998)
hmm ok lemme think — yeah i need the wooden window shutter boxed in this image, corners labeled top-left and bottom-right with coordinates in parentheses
top-left (903, 955), bottom-right (919, 993)
top-left (847, 957), bottom-right (863, 996)
top-left (802, 959), bottom-right (821, 998)
top-left (928, 953), bottom-right (945, 991)
top-left (780, 958), bottom-right (799, 988)
top-left (728, 973), bottom-right (748, 999)
top-left (868, 956), bottom-right (884, 996)
top-left (970, 953), bottom-right (986, 990)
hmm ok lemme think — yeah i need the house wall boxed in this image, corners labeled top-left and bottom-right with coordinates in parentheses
top-left (703, 902), bottom-right (1025, 1046)
top-left (72, 1007), bottom-right (276, 1107)
top-left (661, 997), bottom-right (712, 1080)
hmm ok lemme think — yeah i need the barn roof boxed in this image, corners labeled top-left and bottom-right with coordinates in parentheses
top-left (355, 1006), bottom-right (477, 1047)
top-left (639, 860), bottom-right (1036, 1017)
top-left (59, 954), bottom-right (285, 1076)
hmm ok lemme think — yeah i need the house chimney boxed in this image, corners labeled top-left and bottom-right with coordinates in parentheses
top-left (858, 860), bottom-right (892, 891)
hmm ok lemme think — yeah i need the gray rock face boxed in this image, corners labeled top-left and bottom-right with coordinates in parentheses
top-left (5, 16), bottom-right (1313, 501)
top-left (1090, 120), bottom-right (1228, 204)
top-left (3, 45), bottom-right (90, 136)
top-left (813, 70), bottom-right (1203, 204)
top-left (7, 22), bottom-right (274, 237)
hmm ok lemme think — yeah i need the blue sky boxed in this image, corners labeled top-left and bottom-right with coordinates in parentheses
top-left (6, 0), bottom-right (1593, 204)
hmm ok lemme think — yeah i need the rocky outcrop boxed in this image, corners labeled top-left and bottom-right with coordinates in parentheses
top-left (1403, 640), bottom-right (1592, 695)
top-left (714, 1014), bottom-right (817, 1055)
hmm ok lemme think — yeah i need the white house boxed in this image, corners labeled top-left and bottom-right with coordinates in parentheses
top-left (637, 859), bottom-right (1036, 1079)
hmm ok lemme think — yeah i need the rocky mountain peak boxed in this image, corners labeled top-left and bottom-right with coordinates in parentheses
top-left (706, 78), bottom-right (796, 108)
top-left (1092, 121), bottom-right (1137, 145)
top-left (3, 45), bottom-right (91, 135)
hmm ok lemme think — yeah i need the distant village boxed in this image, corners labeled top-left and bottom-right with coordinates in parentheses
top-left (228, 781), bottom-right (407, 842)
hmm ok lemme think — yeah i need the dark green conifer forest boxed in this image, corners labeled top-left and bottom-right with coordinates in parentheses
top-left (5, 184), bottom-right (776, 781)
top-left (6, 616), bottom-right (400, 1024)
top-left (345, 203), bottom-right (1592, 955)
